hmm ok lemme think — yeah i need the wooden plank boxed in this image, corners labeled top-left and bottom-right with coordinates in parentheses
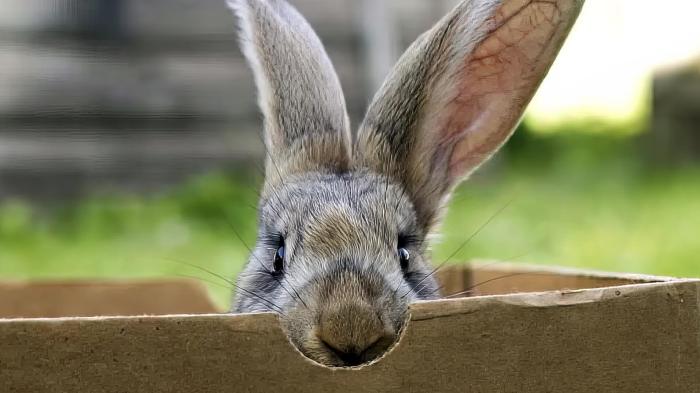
top-left (0, 44), bottom-right (365, 119)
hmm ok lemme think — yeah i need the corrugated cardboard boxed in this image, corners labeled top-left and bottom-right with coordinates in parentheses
top-left (0, 279), bottom-right (219, 318)
top-left (1, 263), bottom-right (698, 392)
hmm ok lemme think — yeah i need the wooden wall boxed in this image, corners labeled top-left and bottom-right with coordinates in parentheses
top-left (0, 0), bottom-right (457, 200)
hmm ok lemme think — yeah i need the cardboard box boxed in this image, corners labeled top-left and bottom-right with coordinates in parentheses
top-left (1, 262), bottom-right (698, 392)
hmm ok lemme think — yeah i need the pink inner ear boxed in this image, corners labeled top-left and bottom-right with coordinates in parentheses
top-left (439, 0), bottom-right (572, 181)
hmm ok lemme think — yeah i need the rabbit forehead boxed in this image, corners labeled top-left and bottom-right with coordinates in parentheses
top-left (260, 171), bottom-right (419, 263)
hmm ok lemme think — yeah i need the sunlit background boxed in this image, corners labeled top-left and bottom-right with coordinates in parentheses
top-left (1, 0), bottom-right (699, 307)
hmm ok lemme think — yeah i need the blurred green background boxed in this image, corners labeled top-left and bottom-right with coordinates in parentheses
top-left (1, 0), bottom-right (699, 308)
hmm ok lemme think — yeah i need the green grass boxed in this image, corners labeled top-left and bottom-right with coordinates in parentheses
top-left (1, 148), bottom-right (699, 308)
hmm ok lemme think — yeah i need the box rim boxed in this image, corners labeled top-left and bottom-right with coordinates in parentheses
top-left (2, 277), bottom-right (697, 324)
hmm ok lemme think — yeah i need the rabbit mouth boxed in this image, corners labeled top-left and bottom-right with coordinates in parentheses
top-left (317, 333), bottom-right (397, 367)
top-left (289, 320), bottom-right (401, 368)
top-left (279, 264), bottom-right (409, 367)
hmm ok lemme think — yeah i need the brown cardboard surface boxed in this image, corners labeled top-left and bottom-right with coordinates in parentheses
top-left (462, 261), bottom-right (668, 296)
top-left (0, 279), bottom-right (218, 318)
top-left (1, 264), bottom-right (698, 392)
top-left (435, 262), bottom-right (667, 297)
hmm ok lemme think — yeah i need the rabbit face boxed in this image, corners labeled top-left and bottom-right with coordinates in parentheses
top-left (227, 0), bottom-right (583, 367)
top-left (234, 171), bottom-right (439, 366)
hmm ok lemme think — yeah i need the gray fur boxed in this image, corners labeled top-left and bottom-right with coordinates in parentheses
top-left (234, 171), bottom-right (438, 366)
top-left (226, 0), bottom-right (583, 367)
top-left (357, 0), bottom-right (584, 230)
top-left (228, 0), bottom-right (352, 187)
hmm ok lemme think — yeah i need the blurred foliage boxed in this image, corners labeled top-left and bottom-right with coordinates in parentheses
top-left (1, 126), bottom-right (699, 307)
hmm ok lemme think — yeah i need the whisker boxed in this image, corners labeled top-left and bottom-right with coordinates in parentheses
top-left (257, 184), bottom-right (287, 225)
top-left (281, 274), bottom-right (309, 310)
top-left (410, 276), bottom-right (439, 299)
top-left (430, 252), bottom-right (530, 298)
top-left (401, 199), bottom-right (514, 299)
top-left (168, 258), bottom-right (286, 315)
top-left (423, 284), bottom-right (444, 298)
top-left (270, 275), bottom-right (299, 306)
top-left (444, 271), bottom-right (553, 299)
top-left (222, 215), bottom-right (310, 310)
top-left (174, 273), bottom-right (233, 291)
top-left (441, 198), bottom-right (515, 265)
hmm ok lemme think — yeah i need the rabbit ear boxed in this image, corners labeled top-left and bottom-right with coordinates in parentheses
top-left (355, 0), bottom-right (583, 230)
top-left (228, 0), bottom-right (351, 184)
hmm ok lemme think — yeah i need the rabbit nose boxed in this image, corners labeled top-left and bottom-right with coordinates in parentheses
top-left (318, 303), bottom-right (394, 366)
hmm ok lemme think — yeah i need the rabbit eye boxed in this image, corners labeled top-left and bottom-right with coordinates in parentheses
top-left (274, 245), bottom-right (285, 272)
top-left (398, 247), bottom-right (410, 270)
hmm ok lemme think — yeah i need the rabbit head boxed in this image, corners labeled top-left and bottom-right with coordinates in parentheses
top-left (227, 0), bottom-right (583, 367)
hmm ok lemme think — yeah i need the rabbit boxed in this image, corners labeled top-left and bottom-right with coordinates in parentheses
top-left (226, 0), bottom-right (583, 367)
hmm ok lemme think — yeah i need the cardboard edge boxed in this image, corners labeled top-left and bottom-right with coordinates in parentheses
top-left (0, 313), bottom-right (227, 324)
top-left (466, 260), bottom-right (680, 282)
top-left (409, 278), bottom-right (700, 321)
top-left (0, 311), bottom-right (413, 372)
top-left (2, 278), bottom-right (698, 373)
top-left (0, 310), bottom-right (351, 371)
top-left (0, 278), bottom-right (222, 317)
top-left (0, 277), bottom-right (218, 288)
